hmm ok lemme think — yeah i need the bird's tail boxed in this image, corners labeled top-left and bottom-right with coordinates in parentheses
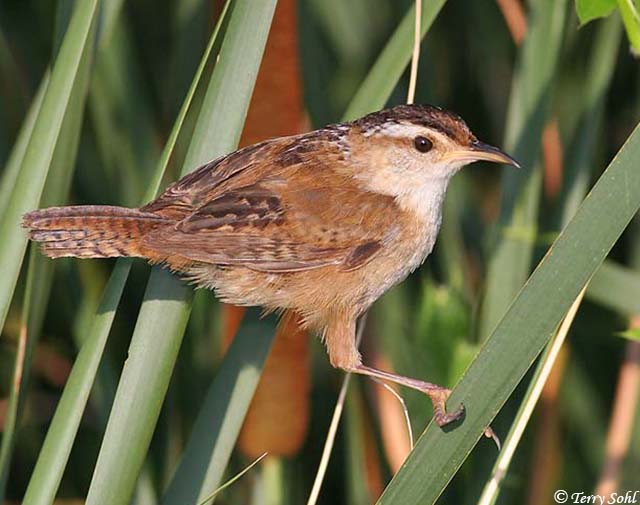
top-left (22, 205), bottom-right (170, 259)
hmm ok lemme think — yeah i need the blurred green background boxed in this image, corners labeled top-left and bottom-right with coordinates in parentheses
top-left (1, 0), bottom-right (640, 504)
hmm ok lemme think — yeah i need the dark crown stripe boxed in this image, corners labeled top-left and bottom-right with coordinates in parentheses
top-left (353, 104), bottom-right (474, 144)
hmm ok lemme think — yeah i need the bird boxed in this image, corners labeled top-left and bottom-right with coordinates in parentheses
top-left (22, 103), bottom-right (519, 428)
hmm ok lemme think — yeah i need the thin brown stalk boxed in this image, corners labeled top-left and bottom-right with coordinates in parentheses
top-left (595, 317), bottom-right (640, 498)
top-left (525, 345), bottom-right (569, 505)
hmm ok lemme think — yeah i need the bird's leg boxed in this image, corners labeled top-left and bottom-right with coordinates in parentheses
top-left (346, 364), bottom-right (464, 427)
top-left (324, 314), bottom-right (462, 428)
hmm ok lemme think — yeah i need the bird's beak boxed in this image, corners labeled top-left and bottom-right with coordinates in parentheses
top-left (446, 140), bottom-right (521, 168)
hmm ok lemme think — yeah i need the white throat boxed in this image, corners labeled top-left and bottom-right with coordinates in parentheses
top-left (394, 175), bottom-right (451, 275)
top-left (396, 175), bottom-right (450, 225)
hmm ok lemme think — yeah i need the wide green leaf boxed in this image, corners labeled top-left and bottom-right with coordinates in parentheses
top-left (342, 0), bottom-right (446, 121)
top-left (0, 76), bottom-right (48, 217)
top-left (575, 0), bottom-right (617, 23)
top-left (0, 0), bottom-right (99, 332)
top-left (0, 5), bottom-right (97, 502)
top-left (377, 121), bottom-right (640, 503)
top-left (160, 313), bottom-right (277, 504)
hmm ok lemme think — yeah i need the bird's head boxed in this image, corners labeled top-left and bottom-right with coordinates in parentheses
top-left (345, 104), bottom-right (519, 201)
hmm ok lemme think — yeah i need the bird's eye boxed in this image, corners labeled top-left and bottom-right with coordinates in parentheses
top-left (414, 136), bottom-right (433, 153)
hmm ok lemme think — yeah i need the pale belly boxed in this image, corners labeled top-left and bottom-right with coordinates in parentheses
top-left (201, 202), bottom-right (443, 327)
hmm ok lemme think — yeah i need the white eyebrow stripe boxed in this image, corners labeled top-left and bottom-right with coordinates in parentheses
top-left (363, 123), bottom-right (454, 146)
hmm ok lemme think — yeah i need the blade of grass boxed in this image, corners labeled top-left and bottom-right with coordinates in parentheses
top-left (477, 287), bottom-right (587, 505)
top-left (473, 18), bottom-right (622, 504)
top-left (341, 0), bottom-right (446, 121)
top-left (0, 75), bottom-right (48, 217)
top-left (69, 262), bottom-right (158, 505)
top-left (558, 15), bottom-right (623, 227)
top-left (376, 120), bottom-right (640, 504)
top-left (177, 1), bottom-right (278, 169)
top-left (146, 0), bottom-right (231, 203)
top-left (196, 452), bottom-right (267, 505)
top-left (161, 312), bottom-right (277, 504)
top-left (99, 0), bottom-right (126, 47)
top-left (0, 6), bottom-right (96, 499)
top-left (85, 2), bottom-right (277, 504)
top-left (21, 260), bottom-right (131, 505)
top-left (89, 18), bottom-right (159, 206)
top-left (20, 3), bottom-right (232, 503)
top-left (0, 0), bottom-right (99, 332)
top-left (167, 0), bottom-right (210, 120)
top-left (478, 0), bottom-right (568, 339)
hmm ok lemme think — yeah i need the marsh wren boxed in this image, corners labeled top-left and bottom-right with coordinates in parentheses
top-left (23, 104), bottom-right (518, 428)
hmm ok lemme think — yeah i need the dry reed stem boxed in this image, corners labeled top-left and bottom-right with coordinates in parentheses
top-left (595, 318), bottom-right (640, 498)
top-left (406, 0), bottom-right (422, 104)
top-left (478, 287), bottom-right (587, 505)
top-left (525, 344), bottom-right (569, 505)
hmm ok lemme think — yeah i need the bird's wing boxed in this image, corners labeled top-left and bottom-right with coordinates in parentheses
top-left (140, 139), bottom-right (278, 220)
top-left (141, 130), bottom-right (398, 272)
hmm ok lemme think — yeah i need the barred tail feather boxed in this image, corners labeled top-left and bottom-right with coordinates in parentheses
top-left (22, 205), bottom-right (170, 259)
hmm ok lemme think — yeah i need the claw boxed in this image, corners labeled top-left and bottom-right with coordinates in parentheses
top-left (484, 427), bottom-right (501, 450)
top-left (422, 386), bottom-right (465, 428)
top-left (348, 365), bottom-right (467, 429)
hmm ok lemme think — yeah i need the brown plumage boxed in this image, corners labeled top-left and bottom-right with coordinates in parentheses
top-left (23, 104), bottom-right (519, 428)
top-left (23, 206), bottom-right (170, 258)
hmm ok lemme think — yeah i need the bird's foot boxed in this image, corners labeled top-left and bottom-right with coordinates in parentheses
top-left (349, 364), bottom-right (464, 428)
top-left (418, 385), bottom-right (465, 428)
